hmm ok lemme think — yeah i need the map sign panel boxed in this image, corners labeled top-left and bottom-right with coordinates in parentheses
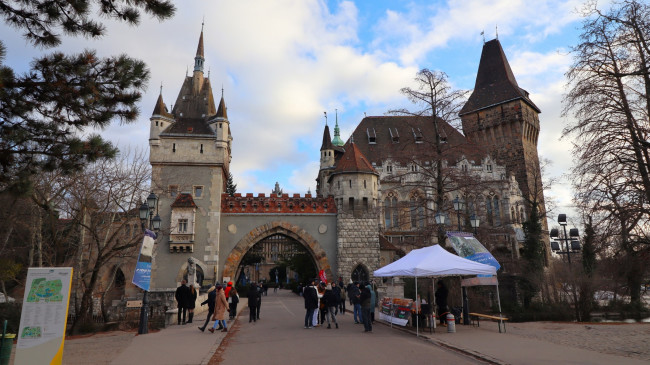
top-left (15, 267), bottom-right (73, 365)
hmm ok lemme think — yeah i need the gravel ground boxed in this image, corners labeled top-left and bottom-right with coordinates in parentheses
top-left (506, 322), bottom-right (650, 361)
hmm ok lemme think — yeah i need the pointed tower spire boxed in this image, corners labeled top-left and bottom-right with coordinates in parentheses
top-left (332, 109), bottom-right (344, 146)
top-left (194, 23), bottom-right (205, 73)
top-left (320, 123), bottom-right (333, 151)
top-left (216, 93), bottom-right (228, 120)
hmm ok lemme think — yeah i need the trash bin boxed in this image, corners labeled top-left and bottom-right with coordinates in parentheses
top-left (0, 334), bottom-right (16, 365)
top-left (446, 313), bottom-right (456, 333)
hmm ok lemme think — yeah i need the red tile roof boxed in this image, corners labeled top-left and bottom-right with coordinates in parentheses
top-left (171, 193), bottom-right (197, 208)
top-left (333, 142), bottom-right (377, 174)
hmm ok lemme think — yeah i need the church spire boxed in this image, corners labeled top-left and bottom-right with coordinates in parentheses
top-left (194, 22), bottom-right (205, 73)
top-left (332, 109), bottom-right (344, 147)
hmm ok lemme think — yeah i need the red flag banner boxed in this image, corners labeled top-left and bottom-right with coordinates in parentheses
top-left (319, 270), bottom-right (327, 283)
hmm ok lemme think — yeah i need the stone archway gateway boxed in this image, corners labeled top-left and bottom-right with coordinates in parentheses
top-left (222, 221), bottom-right (333, 281)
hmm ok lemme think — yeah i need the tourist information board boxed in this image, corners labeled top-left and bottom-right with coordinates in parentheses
top-left (15, 267), bottom-right (73, 365)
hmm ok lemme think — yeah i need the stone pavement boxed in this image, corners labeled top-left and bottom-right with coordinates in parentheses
top-left (51, 290), bottom-right (649, 364)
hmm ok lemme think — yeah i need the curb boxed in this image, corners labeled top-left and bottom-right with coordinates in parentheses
top-left (375, 320), bottom-right (507, 365)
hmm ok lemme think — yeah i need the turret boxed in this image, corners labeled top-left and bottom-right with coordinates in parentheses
top-left (192, 25), bottom-right (205, 95)
top-left (328, 140), bottom-right (379, 210)
top-left (320, 123), bottom-right (335, 169)
top-left (332, 111), bottom-right (345, 147)
top-left (150, 87), bottom-right (174, 147)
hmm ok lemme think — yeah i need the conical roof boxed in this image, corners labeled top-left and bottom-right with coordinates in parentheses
top-left (460, 39), bottom-right (540, 115)
top-left (196, 29), bottom-right (204, 57)
top-left (333, 142), bottom-right (377, 175)
top-left (320, 124), bottom-right (333, 151)
top-left (152, 93), bottom-right (172, 117)
top-left (216, 96), bottom-right (228, 119)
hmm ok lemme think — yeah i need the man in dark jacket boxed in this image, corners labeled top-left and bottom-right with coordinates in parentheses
top-left (175, 280), bottom-right (191, 325)
top-left (198, 286), bottom-right (217, 332)
top-left (360, 283), bottom-right (373, 332)
top-left (435, 281), bottom-right (449, 326)
top-left (323, 284), bottom-right (339, 329)
top-left (332, 282), bottom-right (341, 315)
top-left (303, 280), bottom-right (318, 328)
top-left (350, 282), bottom-right (361, 324)
top-left (248, 283), bottom-right (260, 323)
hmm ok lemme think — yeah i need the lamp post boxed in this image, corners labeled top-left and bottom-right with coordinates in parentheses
top-left (470, 214), bottom-right (480, 235)
top-left (435, 211), bottom-right (447, 245)
top-left (137, 192), bottom-right (161, 335)
top-left (453, 196), bottom-right (464, 231)
top-left (550, 214), bottom-right (580, 267)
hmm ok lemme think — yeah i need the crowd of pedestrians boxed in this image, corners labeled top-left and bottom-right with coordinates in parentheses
top-left (303, 277), bottom-right (376, 332)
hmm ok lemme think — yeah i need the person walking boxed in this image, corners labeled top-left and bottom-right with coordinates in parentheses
top-left (187, 284), bottom-right (198, 323)
top-left (303, 280), bottom-right (318, 328)
top-left (339, 282), bottom-right (346, 314)
top-left (360, 283), bottom-right (372, 332)
top-left (256, 283), bottom-right (263, 319)
top-left (228, 288), bottom-right (239, 320)
top-left (323, 283), bottom-right (339, 329)
top-left (209, 285), bottom-right (229, 333)
top-left (350, 282), bottom-right (361, 324)
top-left (435, 281), bottom-right (449, 326)
top-left (332, 282), bottom-right (341, 315)
top-left (248, 283), bottom-right (260, 323)
top-left (369, 283), bottom-right (376, 323)
top-left (224, 281), bottom-right (233, 299)
top-left (175, 280), bottom-right (191, 325)
top-left (198, 286), bottom-right (217, 332)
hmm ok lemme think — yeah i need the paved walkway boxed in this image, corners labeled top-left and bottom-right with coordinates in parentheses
top-left (51, 290), bottom-right (649, 364)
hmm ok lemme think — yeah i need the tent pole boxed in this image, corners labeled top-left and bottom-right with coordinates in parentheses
top-left (432, 278), bottom-right (437, 330)
top-left (415, 276), bottom-right (419, 337)
top-left (496, 281), bottom-right (503, 331)
top-left (390, 277), bottom-right (394, 328)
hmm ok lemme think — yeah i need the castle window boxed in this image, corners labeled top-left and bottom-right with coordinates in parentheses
top-left (389, 128), bottom-right (399, 143)
top-left (337, 181), bottom-right (340, 189)
top-left (386, 165), bottom-right (393, 173)
top-left (462, 164), bottom-right (468, 172)
top-left (363, 197), bottom-right (368, 210)
top-left (493, 197), bottom-right (501, 226)
top-left (161, 123), bottom-right (164, 127)
top-left (178, 219), bottom-right (188, 233)
top-left (193, 186), bottom-right (203, 198)
top-left (411, 164), bottom-right (418, 172)
top-left (155, 121), bottom-right (159, 126)
top-left (349, 180), bottom-right (352, 188)
top-left (384, 196), bottom-right (398, 228)
top-left (200, 144), bottom-right (203, 154)
top-left (348, 197), bottom-right (354, 210)
top-left (364, 180), bottom-right (366, 189)
top-left (173, 143), bottom-right (176, 152)
top-left (486, 197), bottom-right (493, 226)
top-left (169, 185), bottom-right (179, 198)
top-left (367, 128), bottom-right (377, 144)
top-left (410, 195), bottom-right (425, 229)
top-left (219, 123), bottom-right (222, 128)
top-left (486, 164), bottom-right (493, 172)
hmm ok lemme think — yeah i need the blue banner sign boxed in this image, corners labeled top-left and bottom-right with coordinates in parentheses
top-left (446, 231), bottom-right (501, 274)
top-left (132, 229), bottom-right (156, 291)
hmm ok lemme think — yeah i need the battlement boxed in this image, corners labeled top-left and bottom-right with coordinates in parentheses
top-left (221, 193), bottom-right (337, 214)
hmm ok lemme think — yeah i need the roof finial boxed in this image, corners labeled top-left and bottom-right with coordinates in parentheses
top-left (496, 24), bottom-right (498, 40)
top-left (481, 30), bottom-right (485, 43)
top-left (186, 65), bottom-right (188, 77)
top-left (160, 82), bottom-right (163, 95)
top-left (208, 67), bottom-right (211, 79)
top-left (332, 110), bottom-right (344, 147)
top-left (324, 111), bottom-right (327, 125)
top-left (221, 84), bottom-right (224, 98)
top-left (202, 16), bottom-right (205, 32)
top-left (335, 108), bottom-right (338, 125)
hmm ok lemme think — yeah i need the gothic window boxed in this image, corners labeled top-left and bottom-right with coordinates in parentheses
top-left (351, 265), bottom-right (369, 283)
top-left (410, 194), bottom-right (425, 229)
top-left (493, 197), bottom-right (501, 226)
top-left (386, 165), bottom-right (393, 173)
top-left (486, 196), bottom-right (493, 226)
top-left (384, 195), bottom-right (399, 228)
top-left (486, 164), bottom-right (493, 172)
top-left (178, 219), bottom-right (188, 233)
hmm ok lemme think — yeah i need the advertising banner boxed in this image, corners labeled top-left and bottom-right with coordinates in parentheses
top-left (379, 297), bottom-right (413, 326)
top-left (132, 229), bottom-right (156, 291)
top-left (15, 267), bottom-right (73, 365)
top-left (447, 231), bottom-right (500, 274)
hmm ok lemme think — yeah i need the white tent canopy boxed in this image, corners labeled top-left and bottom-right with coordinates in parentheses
top-left (373, 244), bottom-right (497, 277)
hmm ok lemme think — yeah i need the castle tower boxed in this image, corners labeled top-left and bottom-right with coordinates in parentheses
top-left (460, 39), bottom-right (546, 221)
top-left (329, 140), bottom-right (381, 281)
top-left (149, 27), bottom-right (231, 288)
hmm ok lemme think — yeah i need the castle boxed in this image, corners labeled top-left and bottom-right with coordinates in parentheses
top-left (146, 29), bottom-right (547, 295)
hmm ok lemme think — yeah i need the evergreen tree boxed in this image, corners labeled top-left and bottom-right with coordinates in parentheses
top-left (520, 201), bottom-right (544, 308)
top-left (226, 172), bottom-right (237, 196)
top-left (0, 0), bottom-right (175, 196)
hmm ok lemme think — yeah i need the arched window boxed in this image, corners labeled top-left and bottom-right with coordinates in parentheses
top-left (493, 196), bottom-right (501, 226)
top-left (351, 265), bottom-right (369, 283)
top-left (511, 207), bottom-right (516, 223)
top-left (410, 194), bottom-right (425, 229)
top-left (520, 207), bottom-right (526, 223)
top-left (384, 195), bottom-right (399, 228)
top-left (485, 196), bottom-right (493, 226)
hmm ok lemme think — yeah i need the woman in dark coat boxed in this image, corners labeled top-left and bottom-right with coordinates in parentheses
top-left (198, 286), bottom-right (216, 332)
top-left (248, 283), bottom-right (259, 323)
top-left (228, 288), bottom-right (239, 319)
top-left (435, 281), bottom-right (449, 325)
top-left (187, 284), bottom-right (197, 323)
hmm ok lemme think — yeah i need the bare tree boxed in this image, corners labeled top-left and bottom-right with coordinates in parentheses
top-left (564, 0), bottom-right (650, 309)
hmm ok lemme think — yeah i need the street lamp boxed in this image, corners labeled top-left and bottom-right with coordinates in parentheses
top-left (470, 214), bottom-right (480, 235)
top-left (550, 214), bottom-right (580, 266)
top-left (452, 196), bottom-right (464, 231)
top-left (137, 192), bottom-right (160, 335)
top-left (435, 211), bottom-right (447, 245)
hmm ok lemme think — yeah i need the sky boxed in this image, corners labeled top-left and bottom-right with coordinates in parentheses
top-left (2, 0), bottom-right (610, 228)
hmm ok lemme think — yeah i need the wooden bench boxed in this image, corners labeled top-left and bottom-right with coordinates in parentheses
top-left (469, 313), bottom-right (508, 333)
